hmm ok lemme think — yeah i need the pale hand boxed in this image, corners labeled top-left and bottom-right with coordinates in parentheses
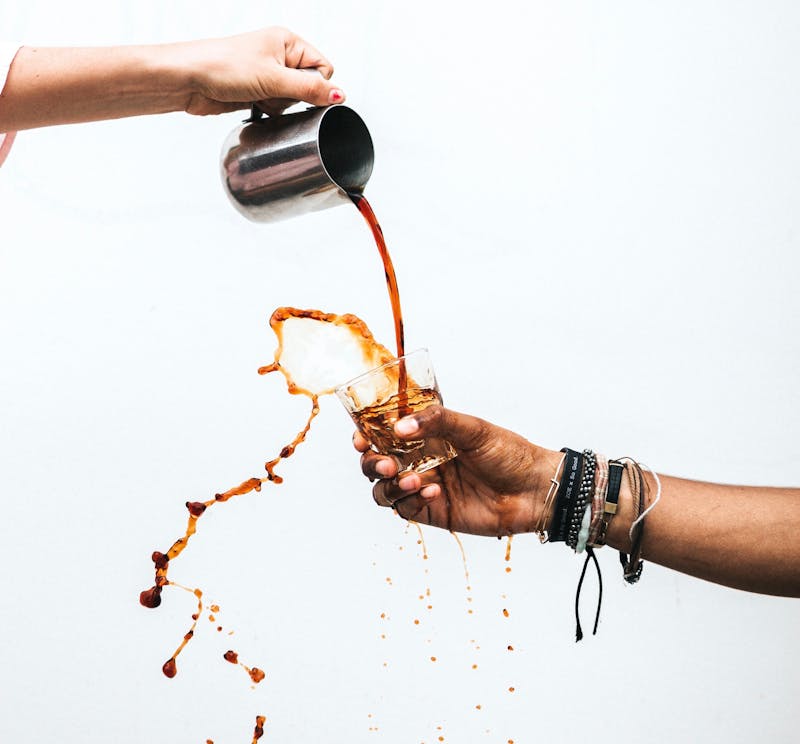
top-left (179, 27), bottom-right (343, 116)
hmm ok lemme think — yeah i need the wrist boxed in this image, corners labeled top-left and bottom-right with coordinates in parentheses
top-left (526, 447), bottom-right (566, 534)
top-left (139, 42), bottom-right (198, 113)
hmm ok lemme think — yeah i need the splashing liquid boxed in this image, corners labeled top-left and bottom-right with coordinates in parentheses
top-left (140, 308), bottom-right (395, 672)
top-left (412, 521), bottom-right (429, 561)
top-left (139, 307), bottom-right (396, 739)
top-left (450, 531), bottom-right (473, 612)
top-left (505, 535), bottom-right (513, 573)
top-left (139, 197), bottom-right (420, 740)
top-left (252, 716), bottom-right (266, 742)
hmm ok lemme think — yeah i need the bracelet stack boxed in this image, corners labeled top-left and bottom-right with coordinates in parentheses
top-left (535, 448), bottom-right (661, 641)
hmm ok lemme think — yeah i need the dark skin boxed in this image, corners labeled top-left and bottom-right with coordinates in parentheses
top-left (355, 405), bottom-right (800, 598)
top-left (356, 405), bottom-right (561, 537)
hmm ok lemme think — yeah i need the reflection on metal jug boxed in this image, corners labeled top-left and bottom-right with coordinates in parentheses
top-left (220, 105), bottom-right (374, 223)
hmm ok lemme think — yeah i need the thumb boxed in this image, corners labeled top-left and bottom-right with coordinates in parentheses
top-left (266, 66), bottom-right (345, 106)
top-left (395, 406), bottom-right (491, 453)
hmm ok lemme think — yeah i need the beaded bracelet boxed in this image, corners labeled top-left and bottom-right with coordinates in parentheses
top-left (551, 448), bottom-right (662, 642)
top-left (574, 450), bottom-right (598, 553)
top-left (567, 449), bottom-right (595, 551)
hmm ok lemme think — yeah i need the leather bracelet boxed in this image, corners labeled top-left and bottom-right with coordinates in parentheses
top-left (590, 460), bottom-right (624, 547)
top-left (586, 453), bottom-right (609, 546)
top-left (620, 461), bottom-right (646, 583)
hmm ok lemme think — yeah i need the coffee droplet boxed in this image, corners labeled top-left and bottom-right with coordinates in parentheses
top-left (186, 501), bottom-right (207, 517)
top-left (252, 715), bottom-right (266, 741)
top-left (249, 667), bottom-right (265, 684)
top-left (139, 586), bottom-right (162, 608)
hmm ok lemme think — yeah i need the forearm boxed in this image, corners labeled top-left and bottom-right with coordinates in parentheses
top-left (0, 44), bottom-right (192, 130)
top-left (597, 468), bottom-right (800, 597)
top-left (359, 407), bottom-right (800, 597)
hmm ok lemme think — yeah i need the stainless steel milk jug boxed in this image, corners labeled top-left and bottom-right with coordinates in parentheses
top-left (220, 105), bottom-right (374, 223)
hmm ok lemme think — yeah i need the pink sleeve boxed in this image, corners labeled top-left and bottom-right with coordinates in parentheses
top-left (0, 43), bottom-right (22, 167)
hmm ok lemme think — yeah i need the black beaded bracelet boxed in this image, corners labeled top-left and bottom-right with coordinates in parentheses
top-left (547, 448), bottom-right (583, 543)
top-left (567, 449), bottom-right (596, 550)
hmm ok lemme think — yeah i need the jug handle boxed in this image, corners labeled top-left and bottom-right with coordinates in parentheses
top-left (247, 105), bottom-right (265, 123)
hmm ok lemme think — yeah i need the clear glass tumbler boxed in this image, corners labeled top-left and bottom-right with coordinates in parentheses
top-left (336, 349), bottom-right (457, 475)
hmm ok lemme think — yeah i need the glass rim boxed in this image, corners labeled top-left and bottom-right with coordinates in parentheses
top-left (334, 347), bottom-right (429, 395)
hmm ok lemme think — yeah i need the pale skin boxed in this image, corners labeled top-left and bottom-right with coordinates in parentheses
top-left (355, 406), bottom-right (800, 598)
top-left (0, 27), bottom-right (344, 132)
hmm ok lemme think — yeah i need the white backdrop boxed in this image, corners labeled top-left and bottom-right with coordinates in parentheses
top-left (1, 2), bottom-right (799, 742)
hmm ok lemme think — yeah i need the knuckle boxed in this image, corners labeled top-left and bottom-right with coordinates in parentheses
top-left (372, 482), bottom-right (389, 507)
top-left (394, 495), bottom-right (422, 521)
top-left (293, 78), bottom-right (320, 103)
top-left (419, 404), bottom-right (444, 432)
top-left (467, 419), bottom-right (491, 449)
top-left (308, 78), bottom-right (328, 101)
top-left (360, 453), bottom-right (374, 476)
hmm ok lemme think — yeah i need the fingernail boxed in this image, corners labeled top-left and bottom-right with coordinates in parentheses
top-left (398, 474), bottom-right (420, 492)
top-left (375, 460), bottom-right (394, 477)
top-left (420, 485), bottom-right (439, 500)
top-left (328, 88), bottom-right (344, 103)
top-left (395, 418), bottom-right (419, 436)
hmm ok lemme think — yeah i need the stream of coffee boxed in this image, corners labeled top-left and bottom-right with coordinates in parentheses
top-left (348, 193), bottom-right (405, 360)
top-left (349, 193), bottom-right (410, 414)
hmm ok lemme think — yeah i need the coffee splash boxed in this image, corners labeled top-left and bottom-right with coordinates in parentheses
top-left (140, 196), bottom-right (425, 740)
top-left (140, 307), bottom-right (395, 670)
